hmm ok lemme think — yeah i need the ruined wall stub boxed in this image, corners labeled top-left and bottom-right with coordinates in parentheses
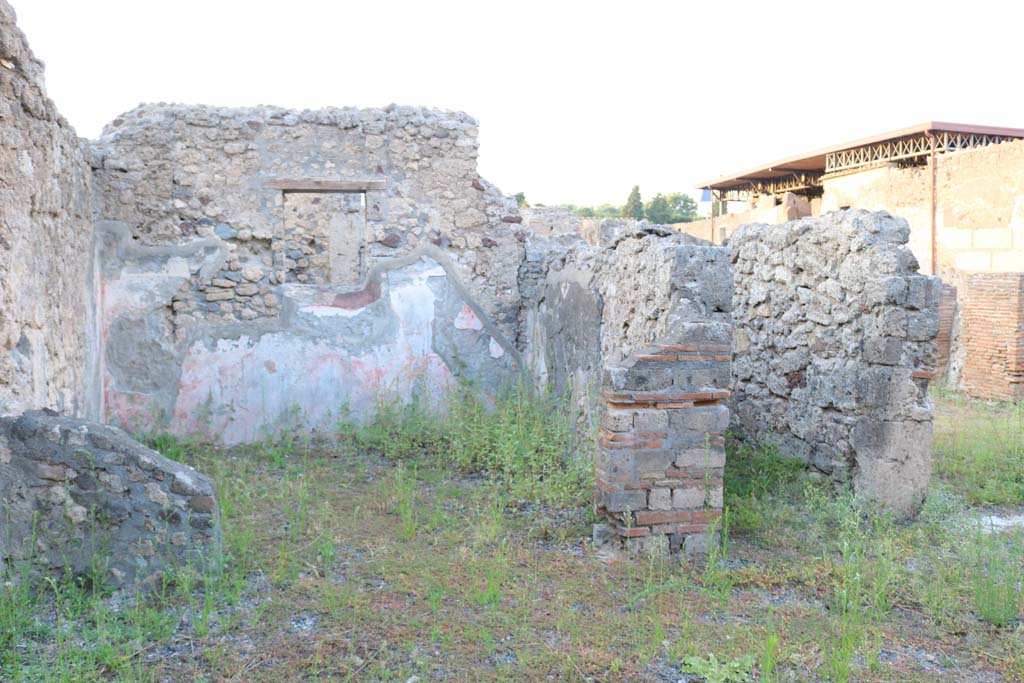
top-left (90, 105), bottom-right (524, 442)
top-left (0, 1), bottom-right (94, 417)
top-left (0, 411), bottom-right (221, 589)
top-left (521, 226), bottom-right (733, 553)
top-left (729, 210), bottom-right (940, 517)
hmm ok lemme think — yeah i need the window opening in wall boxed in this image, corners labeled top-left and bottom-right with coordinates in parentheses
top-left (280, 191), bottom-right (366, 286)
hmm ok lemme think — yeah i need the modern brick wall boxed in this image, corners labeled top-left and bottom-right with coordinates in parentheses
top-left (960, 273), bottom-right (1024, 401)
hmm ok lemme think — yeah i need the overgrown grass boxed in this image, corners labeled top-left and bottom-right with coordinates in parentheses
top-left (346, 379), bottom-right (591, 507)
top-left (932, 389), bottom-right (1024, 505)
top-left (3, 388), bottom-right (1023, 681)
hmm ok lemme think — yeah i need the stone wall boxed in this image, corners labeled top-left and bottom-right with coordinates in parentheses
top-left (729, 210), bottom-right (940, 517)
top-left (959, 273), bottom-right (1024, 401)
top-left (0, 1), bottom-right (93, 417)
top-left (0, 411), bottom-right (220, 588)
top-left (520, 206), bottom-right (583, 236)
top-left (521, 227), bottom-right (733, 552)
top-left (90, 105), bottom-right (525, 441)
top-left (520, 224), bottom-right (714, 407)
top-left (682, 192), bottom-right (813, 246)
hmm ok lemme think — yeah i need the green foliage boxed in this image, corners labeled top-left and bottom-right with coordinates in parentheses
top-left (759, 628), bottom-right (780, 683)
top-left (703, 510), bottom-right (733, 607)
top-left (346, 379), bottom-right (590, 507)
top-left (391, 463), bottom-right (420, 541)
top-left (141, 431), bottom-right (187, 463)
top-left (724, 439), bottom-right (805, 502)
top-left (723, 438), bottom-right (805, 536)
top-left (932, 394), bottom-right (1024, 505)
top-left (513, 191), bottom-right (527, 207)
top-left (444, 380), bottom-right (590, 507)
top-left (346, 389), bottom-right (445, 462)
top-left (623, 185), bottom-right (644, 219)
top-left (971, 525), bottom-right (1023, 626)
top-left (681, 653), bottom-right (754, 683)
top-left (665, 192), bottom-right (699, 221)
top-left (565, 203), bottom-right (622, 218)
top-left (644, 193), bottom-right (672, 223)
top-left (644, 192), bottom-right (699, 224)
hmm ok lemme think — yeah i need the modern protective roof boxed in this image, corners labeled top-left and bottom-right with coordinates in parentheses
top-left (699, 122), bottom-right (1024, 193)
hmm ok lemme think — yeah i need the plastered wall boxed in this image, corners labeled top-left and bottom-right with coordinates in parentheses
top-left (90, 105), bottom-right (526, 441)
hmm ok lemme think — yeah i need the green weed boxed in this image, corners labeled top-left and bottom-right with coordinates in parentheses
top-left (681, 652), bottom-right (754, 683)
top-left (971, 525), bottom-right (1023, 626)
top-left (933, 393), bottom-right (1024, 505)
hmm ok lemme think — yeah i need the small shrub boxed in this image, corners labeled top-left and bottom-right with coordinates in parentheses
top-left (759, 629), bottom-right (780, 683)
top-left (681, 653), bottom-right (754, 683)
top-left (724, 438), bottom-right (805, 501)
top-left (724, 438), bottom-right (805, 536)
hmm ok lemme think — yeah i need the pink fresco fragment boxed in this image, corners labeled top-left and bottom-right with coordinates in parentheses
top-left (453, 304), bottom-right (483, 331)
top-left (100, 259), bottom-right (479, 445)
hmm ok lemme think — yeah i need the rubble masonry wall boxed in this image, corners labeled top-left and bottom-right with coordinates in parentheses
top-left (729, 210), bottom-right (940, 517)
top-left (0, 3), bottom-right (94, 417)
top-left (0, 411), bottom-right (221, 588)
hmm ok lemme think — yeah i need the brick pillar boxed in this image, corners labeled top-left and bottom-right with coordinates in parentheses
top-left (594, 333), bottom-right (731, 555)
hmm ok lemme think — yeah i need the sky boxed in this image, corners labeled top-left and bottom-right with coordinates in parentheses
top-left (12, 0), bottom-right (1024, 207)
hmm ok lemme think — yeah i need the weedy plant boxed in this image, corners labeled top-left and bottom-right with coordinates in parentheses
top-left (703, 509), bottom-right (734, 608)
top-left (759, 616), bottom-right (780, 683)
top-left (348, 378), bottom-right (590, 507)
top-left (681, 653), bottom-right (754, 683)
top-left (971, 523), bottom-right (1023, 626)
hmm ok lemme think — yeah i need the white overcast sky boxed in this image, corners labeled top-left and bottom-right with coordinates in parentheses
top-left (12, 0), bottom-right (1024, 206)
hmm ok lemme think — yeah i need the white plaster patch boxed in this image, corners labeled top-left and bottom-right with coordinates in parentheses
top-left (489, 337), bottom-right (505, 359)
top-left (304, 305), bottom-right (364, 318)
top-left (979, 512), bottom-right (1024, 533)
top-left (166, 257), bottom-right (191, 278)
top-left (389, 260), bottom-right (443, 357)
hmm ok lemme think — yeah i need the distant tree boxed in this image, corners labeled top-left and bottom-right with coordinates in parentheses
top-left (623, 186), bottom-right (644, 219)
top-left (513, 192), bottom-right (527, 207)
top-left (665, 192), bottom-right (698, 222)
top-left (565, 203), bottom-right (622, 218)
top-left (644, 194), bottom-right (672, 224)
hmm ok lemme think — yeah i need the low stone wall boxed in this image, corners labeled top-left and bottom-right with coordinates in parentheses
top-left (0, 411), bottom-right (220, 589)
top-left (520, 206), bottom-right (583, 236)
top-left (729, 210), bottom-right (940, 517)
top-left (0, 2), bottom-right (94, 416)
